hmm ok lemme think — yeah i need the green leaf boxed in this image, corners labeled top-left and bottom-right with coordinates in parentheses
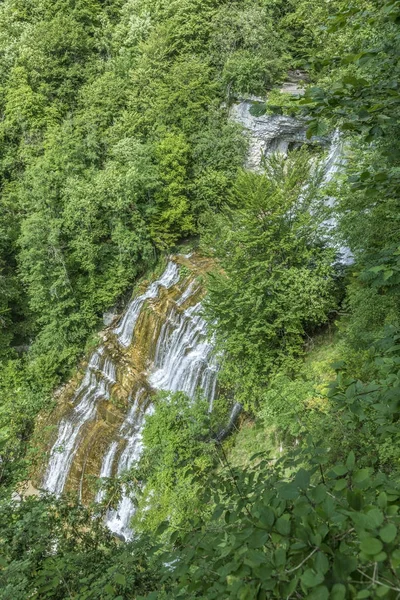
top-left (347, 490), bottom-right (363, 511)
top-left (333, 465), bottom-right (348, 477)
top-left (315, 552), bottom-right (329, 575)
top-left (300, 568), bottom-right (324, 588)
top-left (379, 523), bottom-right (397, 543)
top-left (356, 591), bottom-right (370, 599)
top-left (333, 554), bottom-right (357, 578)
top-left (331, 584), bottom-right (347, 600)
top-left (278, 484), bottom-right (298, 500)
top-left (383, 270), bottom-right (394, 281)
top-left (274, 547), bottom-right (286, 568)
top-left (248, 529), bottom-right (269, 548)
top-left (312, 485), bottom-right (327, 504)
top-left (346, 451), bottom-right (355, 470)
top-left (353, 469), bottom-right (370, 483)
top-left (114, 573), bottom-right (126, 586)
top-left (308, 586), bottom-right (329, 600)
top-left (275, 516), bottom-right (291, 536)
top-left (104, 584), bottom-right (115, 595)
top-left (306, 120), bottom-right (329, 139)
top-left (378, 493), bottom-right (388, 509)
top-left (294, 468), bottom-right (310, 490)
top-left (334, 479), bottom-right (348, 491)
top-left (392, 549), bottom-right (400, 567)
top-left (259, 507), bottom-right (275, 528)
top-left (366, 508), bottom-right (384, 528)
top-left (375, 551), bottom-right (387, 563)
top-left (369, 265), bottom-right (385, 273)
top-left (360, 537), bottom-right (383, 555)
top-left (376, 586), bottom-right (390, 598)
top-left (156, 521), bottom-right (170, 536)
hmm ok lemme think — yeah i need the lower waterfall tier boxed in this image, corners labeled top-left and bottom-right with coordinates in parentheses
top-left (41, 254), bottom-right (218, 539)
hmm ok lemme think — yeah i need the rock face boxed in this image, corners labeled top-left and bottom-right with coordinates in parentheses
top-left (279, 69), bottom-right (308, 96)
top-left (230, 99), bottom-right (329, 170)
top-left (103, 311), bottom-right (118, 327)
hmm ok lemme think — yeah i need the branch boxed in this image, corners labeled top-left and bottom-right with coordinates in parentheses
top-left (286, 547), bottom-right (319, 574)
top-left (357, 569), bottom-right (400, 593)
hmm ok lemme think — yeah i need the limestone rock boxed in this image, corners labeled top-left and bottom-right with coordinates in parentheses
top-left (230, 98), bottom-right (329, 171)
top-left (103, 311), bottom-right (118, 327)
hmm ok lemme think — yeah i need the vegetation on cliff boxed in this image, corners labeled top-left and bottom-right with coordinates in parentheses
top-left (1, 0), bottom-right (400, 598)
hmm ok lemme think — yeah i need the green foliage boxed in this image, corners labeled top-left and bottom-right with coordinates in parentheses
top-left (0, 0), bottom-right (256, 382)
top-left (1, 1), bottom-right (400, 599)
top-left (0, 359), bottom-right (50, 488)
top-left (119, 392), bottom-right (226, 533)
top-left (209, 3), bottom-right (290, 95)
top-left (0, 0), bottom-right (300, 371)
top-left (150, 134), bottom-right (194, 248)
top-left (203, 149), bottom-right (338, 407)
top-left (145, 334), bottom-right (400, 600)
top-left (0, 495), bottom-right (160, 599)
top-left (159, 452), bottom-right (400, 599)
top-left (296, 0), bottom-right (400, 376)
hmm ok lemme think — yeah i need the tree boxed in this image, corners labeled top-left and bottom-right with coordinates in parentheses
top-left (203, 149), bottom-right (337, 407)
top-left (0, 495), bottom-right (160, 600)
top-left (129, 391), bottom-right (223, 532)
top-left (150, 133), bottom-right (194, 248)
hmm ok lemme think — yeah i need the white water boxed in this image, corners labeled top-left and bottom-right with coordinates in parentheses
top-left (319, 132), bottom-right (353, 264)
top-left (43, 349), bottom-right (117, 495)
top-left (33, 264), bottom-right (210, 538)
top-left (149, 303), bottom-right (218, 404)
top-left (95, 441), bottom-right (119, 503)
top-left (114, 261), bottom-right (180, 347)
top-left (42, 263), bottom-right (181, 498)
top-left (323, 130), bottom-right (343, 186)
top-left (97, 277), bottom-right (219, 539)
top-left (103, 389), bottom-right (150, 540)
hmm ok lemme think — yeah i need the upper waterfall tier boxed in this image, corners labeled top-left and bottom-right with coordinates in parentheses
top-left (114, 261), bottom-right (180, 348)
top-left (41, 255), bottom-right (218, 532)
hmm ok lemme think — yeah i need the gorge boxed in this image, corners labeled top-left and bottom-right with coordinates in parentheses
top-left (40, 106), bottom-right (343, 540)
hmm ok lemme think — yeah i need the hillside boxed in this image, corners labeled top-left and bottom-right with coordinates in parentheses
top-left (1, 1), bottom-right (400, 598)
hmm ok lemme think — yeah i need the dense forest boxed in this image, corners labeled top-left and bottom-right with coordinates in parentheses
top-left (0, 0), bottom-right (400, 598)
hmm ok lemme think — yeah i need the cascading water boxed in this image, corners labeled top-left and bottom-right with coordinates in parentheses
top-left (101, 279), bottom-right (219, 539)
top-left (114, 261), bottom-right (180, 347)
top-left (149, 303), bottom-right (218, 404)
top-left (42, 255), bottom-right (219, 539)
top-left (103, 388), bottom-right (150, 540)
top-left (43, 349), bottom-right (117, 495)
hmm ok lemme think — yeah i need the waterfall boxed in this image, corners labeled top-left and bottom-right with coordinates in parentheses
top-left (323, 130), bottom-right (343, 186)
top-left (104, 389), bottom-right (150, 540)
top-left (43, 349), bottom-right (117, 495)
top-left (43, 256), bottom-right (219, 540)
top-left (149, 303), bottom-right (218, 404)
top-left (320, 131), bottom-right (353, 264)
top-left (114, 261), bottom-right (180, 347)
top-left (101, 279), bottom-right (219, 540)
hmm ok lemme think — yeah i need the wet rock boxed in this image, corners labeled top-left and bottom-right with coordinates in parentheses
top-left (103, 311), bottom-right (118, 327)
